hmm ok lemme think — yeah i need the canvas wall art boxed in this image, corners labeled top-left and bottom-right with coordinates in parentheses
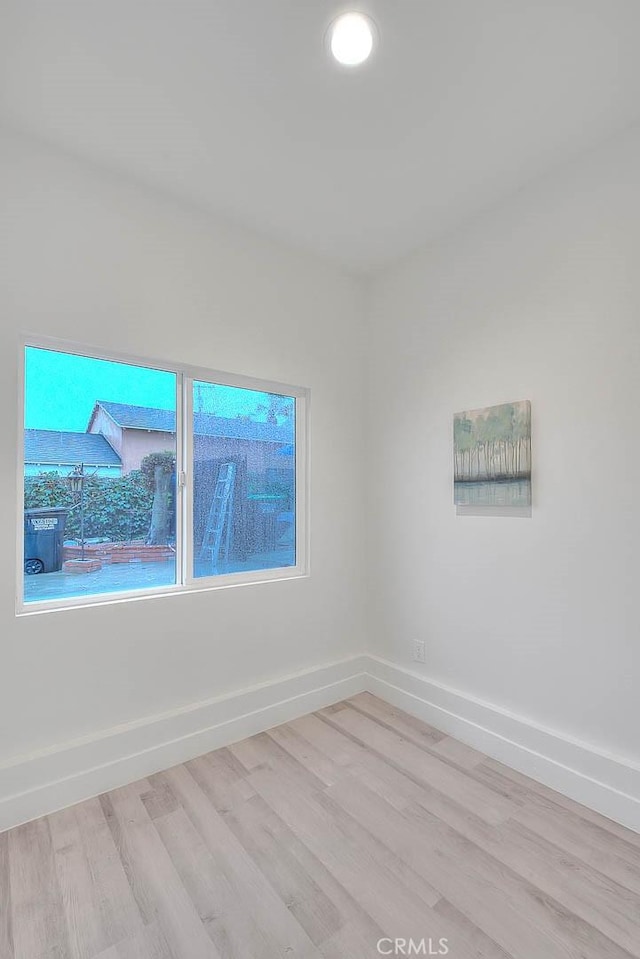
top-left (454, 400), bottom-right (531, 508)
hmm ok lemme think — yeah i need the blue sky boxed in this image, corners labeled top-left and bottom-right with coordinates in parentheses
top-left (24, 347), bottom-right (292, 431)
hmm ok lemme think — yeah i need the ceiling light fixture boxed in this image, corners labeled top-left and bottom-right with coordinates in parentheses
top-left (329, 12), bottom-right (375, 66)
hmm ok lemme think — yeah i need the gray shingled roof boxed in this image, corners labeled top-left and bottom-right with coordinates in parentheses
top-left (94, 401), bottom-right (175, 432)
top-left (25, 430), bottom-right (122, 466)
top-left (94, 401), bottom-right (293, 444)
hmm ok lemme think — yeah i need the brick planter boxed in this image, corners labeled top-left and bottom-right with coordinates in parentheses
top-left (62, 559), bottom-right (103, 575)
top-left (62, 542), bottom-right (174, 565)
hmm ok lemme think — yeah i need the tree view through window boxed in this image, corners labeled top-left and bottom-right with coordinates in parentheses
top-left (22, 346), bottom-right (299, 608)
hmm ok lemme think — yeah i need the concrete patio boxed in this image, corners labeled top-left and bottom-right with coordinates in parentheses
top-left (23, 548), bottom-right (295, 604)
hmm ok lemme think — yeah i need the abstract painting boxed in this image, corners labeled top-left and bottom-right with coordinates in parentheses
top-left (454, 400), bottom-right (531, 508)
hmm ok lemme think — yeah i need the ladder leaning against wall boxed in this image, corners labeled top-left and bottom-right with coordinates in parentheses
top-left (199, 462), bottom-right (236, 572)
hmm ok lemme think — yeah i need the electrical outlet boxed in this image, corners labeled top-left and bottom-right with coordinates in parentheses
top-left (412, 639), bottom-right (426, 664)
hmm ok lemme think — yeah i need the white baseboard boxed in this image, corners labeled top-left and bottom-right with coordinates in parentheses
top-left (0, 656), bottom-right (368, 833)
top-left (366, 656), bottom-right (640, 834)
top-left (2, 652), bottom-right (639, 836)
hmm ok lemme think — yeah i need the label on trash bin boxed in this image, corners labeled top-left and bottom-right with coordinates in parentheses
top-left (30, 518), bottom-right (58, 530)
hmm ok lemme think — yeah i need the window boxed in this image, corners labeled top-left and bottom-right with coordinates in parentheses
top-left (19, 340), bottom-right (307, 612)
top-left (191, 381), bottom-right (296, 578)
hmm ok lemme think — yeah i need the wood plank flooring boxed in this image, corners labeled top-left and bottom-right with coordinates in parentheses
top-left (3, 692), bottom-right (640, 959)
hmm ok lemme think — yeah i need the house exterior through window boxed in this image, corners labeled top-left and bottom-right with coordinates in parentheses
top-left (19, 340), bottom-right (307, 612)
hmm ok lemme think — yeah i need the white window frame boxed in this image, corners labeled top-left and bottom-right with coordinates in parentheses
top-left (16, 334), bottom-right (309, 615)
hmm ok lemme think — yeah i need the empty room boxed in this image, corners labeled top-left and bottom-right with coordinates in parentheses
top-left (1, 2), bottom-right (639, 957)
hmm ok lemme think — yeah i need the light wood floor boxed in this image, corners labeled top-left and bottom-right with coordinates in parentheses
top-left (3, 693), bottom-right (640, 959)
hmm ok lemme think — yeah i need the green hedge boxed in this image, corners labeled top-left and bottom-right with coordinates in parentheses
top-left (24, 472), bottom-right (153, 542)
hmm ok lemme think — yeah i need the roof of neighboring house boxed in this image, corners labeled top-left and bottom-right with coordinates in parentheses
top-left (90, 401), bottom-right (175, 433)
top-left (24, 430), bottom-right (122, 467)
top-left (90, 401), bottom-right (294, 444)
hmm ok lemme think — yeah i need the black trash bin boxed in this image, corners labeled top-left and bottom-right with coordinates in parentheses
top-left (24, 507), bottom-right (69, 575)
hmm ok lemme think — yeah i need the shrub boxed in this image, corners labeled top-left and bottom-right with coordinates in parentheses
top-left (24, 471), bottom-right (153, 542)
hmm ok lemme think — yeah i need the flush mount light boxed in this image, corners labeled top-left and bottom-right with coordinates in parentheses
top-left (329, 12), bottom-right (376, 66)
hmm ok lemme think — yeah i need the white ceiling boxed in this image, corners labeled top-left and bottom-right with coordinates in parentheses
top-left (2, 1), bottom-right (640, 272)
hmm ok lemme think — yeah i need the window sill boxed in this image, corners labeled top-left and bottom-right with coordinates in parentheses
top-left (15, 566), bottom-right (309, 617)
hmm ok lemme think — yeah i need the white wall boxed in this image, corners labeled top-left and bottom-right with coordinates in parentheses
top-left (367, 127), bottom-right (640, 767)
top-left (0, 129), bottom-right (367, 778)
top-left (3, 120), bottom-right (640, 830)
